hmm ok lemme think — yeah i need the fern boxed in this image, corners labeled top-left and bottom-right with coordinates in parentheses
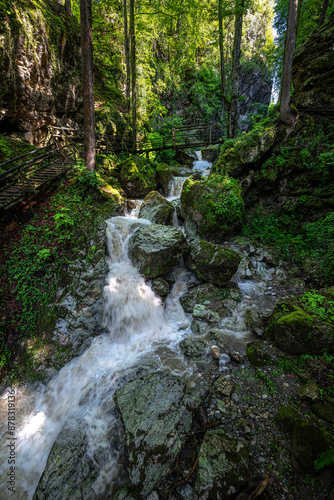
top-left (314, 448), bottom-right (334, 470)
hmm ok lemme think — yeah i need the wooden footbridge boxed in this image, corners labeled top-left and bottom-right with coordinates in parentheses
top-left (0, 122), bottom-right (224, 210)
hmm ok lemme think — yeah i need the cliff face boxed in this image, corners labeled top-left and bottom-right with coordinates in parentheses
top-left (292, 12), bottom-right (334, 111)
top-left (0, 0), bottom-right (83, 143)
top-left (239, 65), bottom-right (272, 117)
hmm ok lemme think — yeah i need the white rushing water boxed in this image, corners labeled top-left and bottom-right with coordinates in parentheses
top-left (192, 151), bottom-right (211, 176)
top-left (0, 213), bottom-right (195, 499)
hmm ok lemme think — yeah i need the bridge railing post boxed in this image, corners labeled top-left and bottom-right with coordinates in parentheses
top-left (172, 128), bottom-right (175, 148)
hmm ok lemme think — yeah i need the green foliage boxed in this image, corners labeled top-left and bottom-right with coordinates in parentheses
top-left (300, 291), bottom-right (334, 323)
top-left (314, 448), bottom-right (334, 470)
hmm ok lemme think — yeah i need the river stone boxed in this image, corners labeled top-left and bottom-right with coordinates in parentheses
top-left (138, 191), bottom-right (174, 225)
top-left (180, 283), bottom-right (238, 322)
top-left (290, 421), bottom-right (330, 473)
top-left (180, 338), bottom-right (208, 359)
top-left (114, 372), bottom-right (194, 497)
top-left (195, 429), bottom-right (249, 499)
top-left (185, 240), bottom-right (241, 287)
top-left (151, 278), bottom-right (170, 299)
top-left (128, 224), bottom-right (188, 279)
top-left (34, 422), bottom-right (101, 499)
top-left (266, 299), bottom-right (334, 354)
top-left (213, 376), bottom-right (235, 398)
top-left (297, 383), bottom-right (321, 402)
top-left (246, 342), bottom-right (273, 367)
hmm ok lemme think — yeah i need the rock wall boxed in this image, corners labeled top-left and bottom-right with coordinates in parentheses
top-left (292, 12), bottom-right (334, 111)
top-left (0, 0), bottom-right (83, 143)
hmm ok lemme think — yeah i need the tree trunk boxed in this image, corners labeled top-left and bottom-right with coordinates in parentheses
top-left (280, 0), bottom-right (298, 126)
top-left (129, 0), bottom-right (136, 151)
top-left (296, 0), bottom-right (303, 39)
top-left (318, 0), bottom-right (330, 27)
top-left (80, 0), bottom-right (96, 172)
top-left (64, 0), bottom-right (72, 15)
top-left (219, 0), bottom-right (226, 119)
top-left (124, 0), bottom-right (131, 113)
top-left (228, 1), bottom-right (244, 139)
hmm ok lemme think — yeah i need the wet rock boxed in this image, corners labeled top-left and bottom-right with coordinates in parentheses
top-left (128, 224), bottom-right (187, 279)
top-left (193, 304), bottom-right (220, 323)
top-left (274, 405), bottom-right (302, 436)
top-left (297, 383), bottom-right (321, 403)
top-left (213, 376), bottom-right (235, 397)
top-left (174, 149), bottom-right (197, 166)
top-left (311, 403), bottom-right (334, 423)
top-left (246, 342), bottom-right (273, 367)
top-left (151, 278), bottom-right (170, 299)
top-left (191, 319), bottom-right (207, 334)
top-left (211, 345), bottom-right (221, 360)
top-left (185, 239), bottom-right (241, 287)
top-left (245, 309), bottom-right (264, 337)
top-left (219, 353), bottom-right (231, 372)
top-left (119, 156), bottom-right (157, 198)
top-left (180, 283), bottom-right (237, 321)
top-left (180, 338), bottom-right (208, 360)
top-left (291, 421), bottom-right (330, 473)
top-left (180, 175), bottom-right (244, 242)
top-left (202, 145), bottom-right (219, 163)
top-left (267, 298), bottom-right (334, 354)
top-left (113, 488), bottom-right (136, 500)
top-left (114, 372), bottom-right (195, 497)
top-left (161, 272), bottom-right (176, 288)
top-left (138, 191), bottom-right (174, 225)
top-left (195, 429), bottom-right (249, 499)
top-left (34, 421), bottom-right (102, 499)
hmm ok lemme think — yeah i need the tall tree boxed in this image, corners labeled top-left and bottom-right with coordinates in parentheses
top-left (65, 0), bottom-right (72, 15)
top-left (124, 0), bottom-right (131, 113)
top-left (280, 0), bottom-right (298, 126)
top-left (318, 0), bottom-right (330, 27)
top-left (227, 0), bottom-right (245, 139)
top-left (130, 0), bottom-right (136, 150)
top-left (80, 0), bottom-right (96, 171)
top-left (218, 0), bottom-right (226, 119)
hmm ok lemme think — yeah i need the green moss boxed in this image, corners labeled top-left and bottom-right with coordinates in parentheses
top-left (246, 342), bottom-right (273, 367)
top-left (274, 405), bottom-right (302, 436)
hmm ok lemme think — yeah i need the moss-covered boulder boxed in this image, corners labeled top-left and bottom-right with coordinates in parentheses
top-left (119, 156), bottom-right (157, 198)
top-left (291, 421), bottom-right (330, 473)
top-left (274, 405), bottom-right (302, 436)
top-left (212, 127), bottom-right (276, 177)
top-left (180, 283), bottom-right (239, 321)
top-left (246, 342), bottom-right (273, 367)
top-left (180, 174), bottom-right (245, 242)
top-left (266, 298), bottom-right (334, 355)
top-left (138, 191), bottom-right (174, 225)
top-left (34, 420), bottom-right (101, 499)
top-left (195, 429), bottom-right (249, 498)
top-left (114, 372), bottom-right (195, 497)
top-left (312, 403), bottom-right (334, 423)
top-left (128, 224), bottom-right (187, 279)
top-left (185, 239), bottom-right (241, 286)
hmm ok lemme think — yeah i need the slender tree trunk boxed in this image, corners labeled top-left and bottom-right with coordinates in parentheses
top-left (80, 0), bottom-right (96, 172)
top-left (64, 0), bottom-right (72, 15)
top-left (129, 0), bottom-right (136, 151)
top-left (228, 1), bottom-right (244, 139)
top-left (296, 0), bottom-right (303, 39)
top-left (280, 0), bottom-right (298, 126)
top-left (219, 0), bottom-right (226, 120)
top-left (318, 0), bottom-right (330, 27)
top-left (123, 0), bottom-right (131, 113)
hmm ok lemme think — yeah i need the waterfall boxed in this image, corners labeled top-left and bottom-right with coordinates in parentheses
top-left (0, 215), bottom-right (193, 499)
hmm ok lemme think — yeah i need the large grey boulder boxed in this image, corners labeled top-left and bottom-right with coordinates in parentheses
top-left (138, 191), bottom-right (174, 225)
top-left (180, 283), bottom-right (240, 322)
top-left (114, 372), bottom-right (196, 497)
top-left (34, 422), bottom-right (102, 499)
top-left (128, 224), bottom-right (188, 279)
top-left (185, 240), bottom-right (241, 287)
top-left (195, 429), bottom-right (249, 499)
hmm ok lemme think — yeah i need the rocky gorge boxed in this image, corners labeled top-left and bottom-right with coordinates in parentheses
top-left (0, 7), bottom-right (334, 500)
